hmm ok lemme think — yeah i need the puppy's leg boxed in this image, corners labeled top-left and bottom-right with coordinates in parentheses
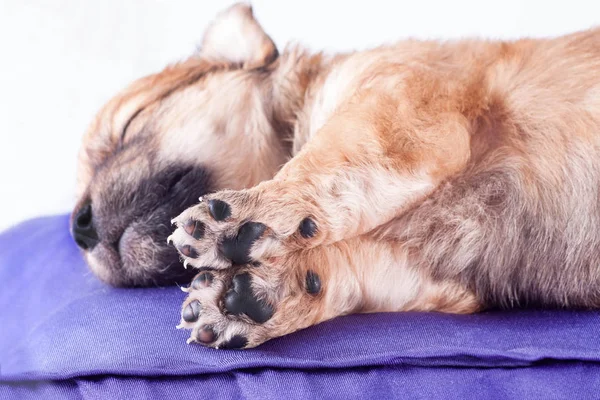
top-left (171, 89), bottom-right (472, 268)
top-left (178, 234), bottom-right (480, 349)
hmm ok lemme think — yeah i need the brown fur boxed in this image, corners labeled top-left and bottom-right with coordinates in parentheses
top-left (75, 3), bottom-right (600, 347)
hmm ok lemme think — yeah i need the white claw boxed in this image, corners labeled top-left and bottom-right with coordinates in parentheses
top-left (176, 323), bottom-right (185, 330)
top-left (186, 337), bottom-right (196, 344)
top-left (166, 234), bottom-right (174, 245)
top-left (198, 196), bottom-right (204, 202)
top-left (170, 217), bottom-right (178, 226)
top-left (183, 259), bottom-right (190, 269)
top-left (180, 286), bottom-right (190, 293)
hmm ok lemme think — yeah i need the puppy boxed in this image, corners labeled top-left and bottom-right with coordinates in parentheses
top-left (74, 3), bottom-right (600, 348)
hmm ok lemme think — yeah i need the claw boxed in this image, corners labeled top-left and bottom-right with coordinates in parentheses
top-left (180, 286), bottom-right (190, 293)
top-left (170, 217), bottom-right (178, 226)
top-left (198, 196), bottom-right (204, 202)
top-left (186, 337), bottom-right (196, 344)
top-left (166, 234), bottom-right (174, 245)
top-left (176, 323), bottom-right (185, 330)
top-left (183, 259), bottom-right (190, 269)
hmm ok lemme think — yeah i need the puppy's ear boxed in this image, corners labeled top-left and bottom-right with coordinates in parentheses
top-left (200, 3), bottom-right (278, 69)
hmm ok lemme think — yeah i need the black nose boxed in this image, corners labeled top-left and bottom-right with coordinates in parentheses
top-left (72, 203), bottom-right (100, 250)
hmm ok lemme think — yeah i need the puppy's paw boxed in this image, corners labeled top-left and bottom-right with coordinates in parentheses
top-left (177, 257), bottom-right (327, 348)
top-left (170, 187), bottom-right (322, 270)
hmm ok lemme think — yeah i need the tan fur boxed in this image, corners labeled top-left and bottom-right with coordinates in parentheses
top-left (76, 3), bottom-right (600, 347)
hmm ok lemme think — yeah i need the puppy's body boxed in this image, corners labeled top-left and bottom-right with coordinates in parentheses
top-left (288, 30), bottom-right (600, 310)
top-left (74, 4), bottom-right (600, 347)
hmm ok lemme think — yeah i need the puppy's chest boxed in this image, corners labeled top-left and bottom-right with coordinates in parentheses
top-left (295, 51), bottom-right (420, 150)
top-left (295, 55), bottom-right (384, 148)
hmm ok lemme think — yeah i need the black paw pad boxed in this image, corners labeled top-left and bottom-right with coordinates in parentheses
top-left (208, 199), bottom-right (231, 221)
top-left (192, 272), bottom-right (213, 289)
top-left (299, 217), bottom-right (317, 238)
top-left (220, 335), bottom-right (248, 349)
top-left (224, 273), bottom-right (274, 323)
top-left (178, 245), bottom-right (199, 259)
top-left (182, 300), bottom-right (202, 322)
top-left (305, 270), bottom-right (321, 295)
top-left (220, 222), bottom-right (267, 264)
top-left (196, 325), bottom-right (217, 343)
top-left (184, 220), bottom-right (205, 240)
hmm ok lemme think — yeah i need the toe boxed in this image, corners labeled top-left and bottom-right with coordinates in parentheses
top-left (178, 244), bottom-right (199, 258)
top-left (184, 220), bottom-right (205, 240)
top-left (182, 300), bottom-right (202, 322)
top-left (208, 199), bottom-right (231, 221)
top-left (191, 271), bottom-right (214, 289)
top-left (196, 325), bottom-right (217, 344)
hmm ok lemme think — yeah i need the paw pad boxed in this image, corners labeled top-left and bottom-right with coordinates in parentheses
top-left (191, 271), bottom-right (214, 289)
top-left (220, 335), bottom-right (248, 349)
top-left (224, 273), bottom-right (274, 323)
top-left (305, 270), bottom-right (321, 295)
top-left (184, 220), bottom-right (205, 240)
top-left (220, 222), bottom-right (266, 264)
top-left (183, 300), bottom-right (202, 322)
top-left (208, 199), bottom-right (231, 221)
top-left (299, 217), bottom-right (317, 238)
top-left (197, 325), bottom-right (217, 343)
top-left (178, 244), bottom-right (199, 259)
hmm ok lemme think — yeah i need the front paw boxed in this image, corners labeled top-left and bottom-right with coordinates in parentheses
top-left (169, 187), bottom-right (322, 270)
top-left (177, 257), bottom-right (327, 349)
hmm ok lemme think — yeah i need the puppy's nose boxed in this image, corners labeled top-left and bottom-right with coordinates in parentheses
top-left (72, 203), bottom-right (100, 250)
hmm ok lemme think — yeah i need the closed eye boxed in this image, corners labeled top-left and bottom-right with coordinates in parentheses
top-left (120, 107), bottom-right (145, 143)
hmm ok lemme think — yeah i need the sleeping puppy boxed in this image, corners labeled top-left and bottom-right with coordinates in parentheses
top-left (73, 3), bottom-right (600, 348)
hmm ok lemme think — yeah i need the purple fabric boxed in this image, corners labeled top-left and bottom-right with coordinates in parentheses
top-left (3, 364), bottom-right (600, 400)
top-left (2, 215), bottom-right (600, 399)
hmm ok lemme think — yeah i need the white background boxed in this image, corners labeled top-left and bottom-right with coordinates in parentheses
top-left (0, 0), bottom-right (598, 231)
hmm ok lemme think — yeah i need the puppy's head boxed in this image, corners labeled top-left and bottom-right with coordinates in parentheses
top-left (72, 4), bottom-right (290, 287)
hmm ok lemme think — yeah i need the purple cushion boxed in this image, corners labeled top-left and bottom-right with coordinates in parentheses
top-left (4, 364), bottom-right (600, 399)
top-left (2, 215), bottom-right (600, 397)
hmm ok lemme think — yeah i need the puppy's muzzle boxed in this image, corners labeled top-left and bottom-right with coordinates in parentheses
top-left (72, 202), bottom-right (99, 250)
